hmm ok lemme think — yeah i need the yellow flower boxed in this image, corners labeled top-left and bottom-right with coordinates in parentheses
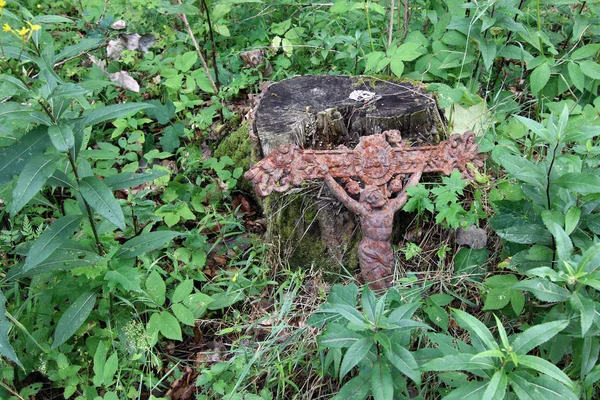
top-left (0, 0), bottom-right (6, 7)
top-left (37, 3), bottom-right (41, 8)
top-left (17, 26), bottom-right (29, 37)
top-left (2, 23), bottom-right (11, 33)
top-left (26, 21), bottom-right (41, 31)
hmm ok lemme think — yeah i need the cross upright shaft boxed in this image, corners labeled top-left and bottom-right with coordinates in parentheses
top-left (245, 131), bottom-right (483, 289)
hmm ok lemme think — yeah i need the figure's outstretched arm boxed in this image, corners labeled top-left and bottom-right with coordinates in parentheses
top-left (324, 175), bottom-right (365, 215)
top-left (390, 169), bottom-right (423, 212)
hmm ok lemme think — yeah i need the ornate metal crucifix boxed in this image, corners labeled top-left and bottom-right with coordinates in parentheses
top-left (245, 131), bottom-right (483, 290)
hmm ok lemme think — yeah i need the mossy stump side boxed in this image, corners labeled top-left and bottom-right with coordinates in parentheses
top-left (251, 75), bottom-right (445, 276)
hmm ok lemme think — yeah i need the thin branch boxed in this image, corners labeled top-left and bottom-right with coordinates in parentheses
top-left (402, 0), bottom-right (409, 39)
top-left (176, 0), bottom-right (219, 95)
top-left (200, 0), bottom-right (220, 92)
top-left (387, 0), bottom-right (395, 48)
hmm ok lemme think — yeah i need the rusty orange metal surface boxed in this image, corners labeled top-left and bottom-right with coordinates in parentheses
top-left (245, 131), bottom-right (484, 289)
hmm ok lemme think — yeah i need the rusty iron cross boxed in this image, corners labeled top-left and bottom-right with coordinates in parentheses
top-left (245, 131), bottom-right (483, 290)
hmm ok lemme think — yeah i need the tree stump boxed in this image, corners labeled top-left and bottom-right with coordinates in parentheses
top-left (251, 75), bottom-right (445, 275)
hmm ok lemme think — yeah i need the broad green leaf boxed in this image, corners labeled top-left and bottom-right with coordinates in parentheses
top-left (82, 103), bottom-right (153, 128)
top-left (155, 311), bottom-right (182, 341)
top-left (206, 291), bottom-right (244, 310)
top-left (114, 231), bottom-right (180, 259)
top-left (331, 373), bottom-right (370, 400)
top-left (571, 44), bottom-right (600, 60)
top-left (542, 219), bottom-right (573, 261)
top-left (318, 323), bottom-right (363, 348)
top-left (145, 270), bottom-right (166, 306)
top-left (390, 57), bottom-right (404, 78)
top-left (443, 381), bottom-right (488, 400)
top-left (576, 243), bottom-right (600, 273)
top-left (48, 124), bottom-right (74, 152)
top-left (360, 286), bottom-right (377, 323)
top-left (452, 309), bottom-right (498, 351)
top-left (340, 338), bottom-right (372, 379)
top-left (330, 303), bottom-right (366, 327)
top-left (174, 51), bottom-right (198, 73)
top-left (79, 176), bottom-right (126, 231)
top-left (172, 303), bottom-right (195, 326)
top-left (530, 62), bottom-right (551, 95)
top-left (184, 292), bottom-right (213, 318)
top-left (103, 170), bottom-right (168, 190)
top-left (7, 248), bottom-right (106, 280)
top-left (370, 359), bottom-right (392, 400)
top-left (483, 369), bottom-right (507, 400)
top-left (517, 355), bottom-right (572, 387)
top-left (52, 290), bottom-right (97, 348)
top-left (554, 173), bottom-right (600, 194)
top-left (569, 293), bottom-right (594, 336)
top-left (513, 279), bottom-right (570, 302)
top-left (578, 60), bottom-right (600, 80)
top-left (385, 343), bottom-right (421, 384)
top-left (0, 292), bottom-right (23, 369)
top-left (387, 301), bottom-right (421, 323)
top-left (421, 354), bottom-right (495, 372)
top-left (47, 170), bottom-right (76, 189)
top-left (23, 214), bottom-right (84, 272)
top-left (511, 320), bottom-right (568, 355)
top-left (510, 373), bottom-right (578, 400)
top-left (567, 61), bottom-right (585, 92)
top-left (10, 154), bottom-right (60, 216)
top-left (104, 267), bottom-right (142, 292)
top-left (0, 126), bottom-right (51, 185)
top-left (103, 352), bottom-right (118, 386)
top-left (425, 304), bottom-right (448, 330)
top-left (92, 341), bottom-right (107, 386)
top-left (172, 279), bottom-right (194, 304)
top-left (564, 207), bottom-right (580, 235)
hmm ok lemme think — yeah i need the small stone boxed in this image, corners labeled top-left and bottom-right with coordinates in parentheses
top-left (456, 225), bottom-right (487, 249)
top-left (111, 20), bottom-right (127, 30)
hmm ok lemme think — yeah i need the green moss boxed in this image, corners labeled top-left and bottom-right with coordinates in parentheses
top-left (214, 123), bottom-right (252, 172)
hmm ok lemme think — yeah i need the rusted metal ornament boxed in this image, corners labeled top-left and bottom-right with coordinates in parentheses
top-left (245, 131), bottom-right (484, 290)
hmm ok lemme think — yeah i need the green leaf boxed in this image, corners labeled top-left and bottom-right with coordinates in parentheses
top-left (578, 60), bottom-right (600, 80)
top-left (79, 176), bottom-right (126, 231)
top-left (114, 231), bottom-right (180, 259)
top-left (48, 125), bottom-right (74, 152)
top-left (567, 61), bottom-right (585, 92)
top-left (23, 214), bottom-right (84, 272)
top-left (93, 341), bottom-right (107, 386)
top-left (0, 292), bottom-right (23, 369)
top-left (564, 207), bottom-right (580, 235)
top-left (174, 51), bottom-right (198, 73)
top-left (571, 44), bottom-right (600, 60)
top-left (530, 62), bottom-right (551, 95)
top-left (360, 286), bottom-right (377, 323)
top-left (103, 352), bottom-right (118, 386)
top-left (443, 381), bottom-right (488, 400)
top-left (569, 293), bottom-right (594, 336)
top-left (513, 279), bottom-right (570, 302)
top-left (421, 354), bottom-right (495, 372)
top-left (104, 170), bottom-right (169, 190)
top-left (340, 338), bottom-right (372, 379)
top-left (332, 373), bottom-right (371, 400)
top-left (145, 270), bottom-right (166, 306)
top-left (483, 369), bottom-right (507, 400)
top-left (511, 320), bottom-right (568, 355)
top-left (104, 267), bottom-right (142, 292)
top-left (425, 304), bottom-right (448, 330)
top-left (172, 303), bottom-right (195, 326)
top-left (370, 359), bottom-right (393, 400)
top-left (52, 290), bottom-right (97, 348)
top-left (155, 311), bottom-right (182, 341)
top-left (318, 323), bottom-right (363, 348)
top-left (510, 373), bottom-right (578, 400)
top-left (452, 309), bottom-right (498, 351)
top-left (385, 343), bottom-right (421, 384)
top-left (542, 219), bottom-right (573, 261)
top-left (517, 355), bottom-right (573, 387)
top-left (172, 279), bottom-right (194, 304)
top-left (330, 303), bottom-right (366, 327)
top-left (10, 154), bottom-right (60, 216)
top-left (82, 103), bottom-right (153, 128)
top-left (0, 127), bottom-right (51, 185)
top-left (390, 57), bottom-right (404, 78)
top-left (554, 173), bottom-right (600, 194)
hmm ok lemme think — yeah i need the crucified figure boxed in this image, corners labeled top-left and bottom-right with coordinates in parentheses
top-left (324, 168), bottom-right (423, 290)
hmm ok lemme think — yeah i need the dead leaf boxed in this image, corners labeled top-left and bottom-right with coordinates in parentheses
top-left (109, 71), bottom-right (140, 92)
top-left (111, 20), bottom-right (127, 30)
